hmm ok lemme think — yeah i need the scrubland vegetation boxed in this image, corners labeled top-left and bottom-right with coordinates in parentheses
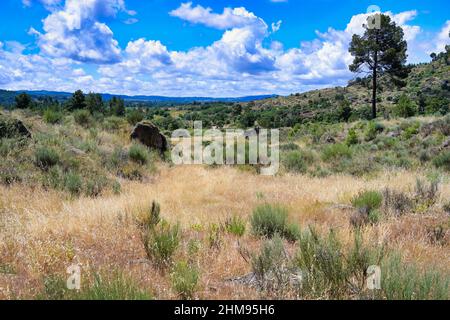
top-left (0, 34), bottom-right (449, 301)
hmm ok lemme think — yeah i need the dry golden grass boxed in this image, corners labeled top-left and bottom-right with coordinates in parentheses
top-left (0, 165), bottom-right (449, 299)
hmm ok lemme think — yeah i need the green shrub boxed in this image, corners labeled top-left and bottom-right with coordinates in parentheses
top-left (35, 147), bottom-right (60, 170)
top-left (224, 215), bottom-right (246, 237)
top-left (38, 274), bottom-right (70, 300)
top-left (126, 109), bottom-right (145, 125)
top-left (64, 172), bottom-right (83, 196)
top-left (295, 229), bottom-right (384, 299)
top-left (351, 190), bottom-right (383, 212)
top-left (143, 221), bottom-right (180, 268)
top-left (381, 254), bottom-right (449, 300)
top-left (251, 235), bottom-right (294, 293)
top-left (433, 151), bottom-right (450, 171)
top-left (208, 223), bottom-right (222, 249)
top-left (43, 108), bottom-right (63, 124)
top-left (364, 122), bottom-right (383, 141)
top-left (280, 143), bottom-right (300, 151)
top-left (85, 174), bottom-right (109, 197)
top-left (170, 261), bottom-right (199, 299)
top-left (394, 94), bottom-right (417, 118)
top-left (283, 223), bottom-right (302, 243)
top-left (321, 143), bottom-right (352, 162)
top-left (141, 201), bottom-right (161, 230)
top-left (73, 109), bottom-right (92, 127)
top-left (282, 150), bottom-right (314, 173)
top-left (251, 204), bottom-right (288, 239)
top-left (129, 144), bottom-right (149, 165)
top-left (77, 272), bottom-right (152, 300)
top-left (345, 128), bottom-right (359, 146)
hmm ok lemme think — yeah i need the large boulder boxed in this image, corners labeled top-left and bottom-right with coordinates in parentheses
top-left (130, 121), bottom-right (169, 153)
top-left (0, 114), bottom-right (32, 139)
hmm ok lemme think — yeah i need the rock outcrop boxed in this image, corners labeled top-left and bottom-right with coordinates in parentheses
top-left (130, 121), bottom-right (169, 153)
top-left (0, 114), bottom-right (32, 139)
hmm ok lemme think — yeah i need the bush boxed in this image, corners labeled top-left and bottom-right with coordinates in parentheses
top-left (381, 254), bottom-right (449, 300)
top-left (77, 272), bottom-right (152, 300)
top-left (64, 172), bottom-right (83, 196)
top-left (143, 221), bottom-right (180, 268)
top-left (43, 108), bottom-right (63, 124)
top-left (351, 190), bottom-right (383, 213)
top-left (382, 188), bottom-right (413, 216)
top-left (394, 94), bottom-right (417, 118)
top-left (170, 261), bottom-right (199, 299)
top-left (364, 122), bottom-right (383, 141)
top-left (345, 128), bottom-right (359, 146)
top-left (251, 204), bottom-right (288, 239)
top-left (321, 143), bottom-right (352, 162)
top-left (295, 230), bottom-right (384, 299)
top-left (126, 109), bottom-right (145, 125)
top-left (129, 144), bottom-right (149, 165)
top-left (280, 143), bottom-right (300, 151)
top-left (225, 215), bottom-right (246, 237)
top-left (208, 223), bottom-right (222, 249)
top-left (283, 151), bottom-right (314, 173)
top-left (251, 235), bottom-right (294, 294)
top-left (85, 174), bottom-right (109, 197)
top-left (433, 151), bottom-right (450, 171)
top-left (73, 109), bottom-right (92, 127)
top-left (35, 147), bottom-right (60, 170)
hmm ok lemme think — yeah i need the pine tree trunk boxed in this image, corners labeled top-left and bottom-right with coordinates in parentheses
top-left (372, 51), bottom-right (378, 120)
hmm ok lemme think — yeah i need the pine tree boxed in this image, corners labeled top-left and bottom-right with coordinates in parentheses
top-left (349, 14), bottom-right (409, 119)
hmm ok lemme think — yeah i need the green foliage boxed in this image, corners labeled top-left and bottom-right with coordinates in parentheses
top-left (35, 147), bottom-right (60, 170)
top-left (143, 221), bottom-right (181, 268)
top-left (394, 94), bottom-right (417, 118)
top-left (345, 128), bottom-right (359, 146)
top-left (251, 204), bottom-right (288, 239)
top-left (208, 223), bottom-right (222, 249)
top-left (109, 97), bottom-right (125, 116)
top-left (129, 143), bottom-right (150, 165)
top-left (251, 204), bottom-right (300, 242)
top-left (15, 92), bottom-right (32, 109)
top-left (170, 261), bottom-right (199, 299)
top-left (64, 172), bottom-right (83, 196)
top-left (126, 109), bottom-right (145, 125)
top-left (224, 215), bottom-right (246, 237)
top-left (251, 235), bottom-right (294, 293)
top-left (351, 190), bottom-right (383, 212)
top-left (295, 230), bottom-right (384, 299)
top-left (43, 108), bottom-right (63, 124)
top-left (349, 14), bottom-right (409, 119)
top-left (85, 93), bottom-right (104, 114)
top-left (77, 272), bottom-right (152, 300)
top-left (321, 143), bottom-right (352, 162)
top-left (364, 121), bottom-right (383, 141)
top-left (39, 272), bottom-right (152, 300)
top-left (282, 151), bottom-right (307, 173)
top-left (433, 151), bottom-right (450, 171)
top-left (68, 90), bottom-right (86, 111)
top-left (381, 254), bottom-right (449, 300)
top-left (73, 109), bottom-right (92, 127)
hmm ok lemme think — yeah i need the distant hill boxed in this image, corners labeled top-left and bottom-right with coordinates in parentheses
top-left (249, 48), bottom-right (449, 119)
top-left (0, 89), bottom-right (276, 106)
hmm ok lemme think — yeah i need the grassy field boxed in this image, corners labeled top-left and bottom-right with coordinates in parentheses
top-left (0, 109), bottom-right (449, 300)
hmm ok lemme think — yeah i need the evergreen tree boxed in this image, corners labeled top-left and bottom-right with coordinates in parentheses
top-left (68, 90), bottom-right (86, 111)
top-left (349, 14), bottom-right (409, 119)
top-left (15, 92), bottom-right (32, 109)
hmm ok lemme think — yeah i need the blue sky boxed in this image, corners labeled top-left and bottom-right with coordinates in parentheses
top-left (0, 0), bottom-right (449, 97)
